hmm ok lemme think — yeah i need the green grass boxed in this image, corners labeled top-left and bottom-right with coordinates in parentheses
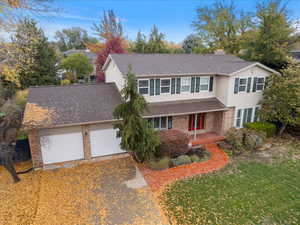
top-left (162, 147), bottom-right (300, 225)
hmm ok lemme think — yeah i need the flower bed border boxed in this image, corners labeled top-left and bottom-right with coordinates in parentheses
top-left (138, 143), bottom-right (229, 192)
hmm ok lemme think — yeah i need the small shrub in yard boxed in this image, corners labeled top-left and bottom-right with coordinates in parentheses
top-left (190, 154), bottom-right (200, 162)
top-left (158, 130), bottom-right (190, 158)
top-left (148, 157), bottom-right (171, 170)
top-left (171, 155), bottom-right (191, 166)
top-left (245, 121), bottom-right (277, 138)
top-left (225, 128), bottom-right (266, 155)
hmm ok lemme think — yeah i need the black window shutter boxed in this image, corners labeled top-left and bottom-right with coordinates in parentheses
top-left (150, 79), bottom-right (155, 96)
top-left (155, 78), bottom-right (160, 95)
top-left (171, 78), bottom-right (176, 94)
top-left (247, 77), bottom-right (252, 93)
top-left (195, 77), bottom-right (200, 92)
top-left (191, 77), bottom-right (195, 93)
top-left (253, 77), bottom-right (257, 92)
top-left (176, 77), bottom-right (181, 94)
top-left (209, 76), bottom-right (214, 92)
top-left (234, 78), bottom-right (239, 94)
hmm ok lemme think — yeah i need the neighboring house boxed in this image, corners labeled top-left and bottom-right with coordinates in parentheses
top-left (23, 53), bottom-right (278, 168)
top-left (63, 49), bottom-right (97, 82)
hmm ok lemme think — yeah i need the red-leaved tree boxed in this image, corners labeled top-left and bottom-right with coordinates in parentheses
top-left (95, 36), bottom-right (126, 82)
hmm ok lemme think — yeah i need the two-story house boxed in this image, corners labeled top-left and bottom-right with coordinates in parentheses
top-left (23, 53), bottom-right (278, 168)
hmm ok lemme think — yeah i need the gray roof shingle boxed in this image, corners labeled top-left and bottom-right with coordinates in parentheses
top-left (23, 83), bottom-right (122, 128)
top-left (109, 53), bottom-right (255, 76)
top-left (145, 98), bottom-right (227, 117)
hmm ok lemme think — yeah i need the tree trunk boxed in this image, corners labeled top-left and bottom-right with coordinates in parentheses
top-left (0, 145), bottom-right (20, 183)
top-left (278, 123), bottom-right (287, 136)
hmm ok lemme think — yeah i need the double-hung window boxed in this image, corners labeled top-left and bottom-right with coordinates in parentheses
top-left (138, 79), bottom-right (149, 95)
top-left (160, 78), bottom-right (171, 94)
top-left (238, 78), bottom-right (247, 92)
top-left (181, 77), bottom-right (191, 92)
top-left (200, 77), bottom-right (210, 91)
top-left (147, 116), bottom-right (173, 130)
top-left (256, 77), bottom-right (265, 91)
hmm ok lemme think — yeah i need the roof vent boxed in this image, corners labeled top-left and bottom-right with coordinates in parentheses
top-left (214, 49), bottom-right (226, 55)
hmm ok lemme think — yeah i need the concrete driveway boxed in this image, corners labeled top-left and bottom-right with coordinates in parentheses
top-left (0, 157), bottom-right (168, 225)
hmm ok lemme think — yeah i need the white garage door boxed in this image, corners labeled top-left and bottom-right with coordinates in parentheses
top-left (90, 124), bottom-right (124, 157)
top-left (39, 126), bottom-right (84, 164)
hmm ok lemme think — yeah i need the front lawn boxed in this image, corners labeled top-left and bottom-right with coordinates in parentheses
top-left (162, 137), bottom-right (300, 225)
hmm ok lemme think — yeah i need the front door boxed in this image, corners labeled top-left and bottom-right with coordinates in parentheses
top-left (188, 113), bottom-right (205, 131)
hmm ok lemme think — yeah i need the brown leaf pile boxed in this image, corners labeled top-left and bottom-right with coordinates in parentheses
top-left (23, 103), bottom-right (56, 128)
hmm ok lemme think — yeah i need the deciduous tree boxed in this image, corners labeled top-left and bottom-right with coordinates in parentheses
top-left (260, 58), bottom-right (300, 135)
top-left (182, 34), bottom-right (206, 54)
top-left (60, 53), bottom-right (93, 81)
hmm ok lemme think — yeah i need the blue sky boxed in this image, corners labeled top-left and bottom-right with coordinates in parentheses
top-left (33, 0), bottom-right (300, 43)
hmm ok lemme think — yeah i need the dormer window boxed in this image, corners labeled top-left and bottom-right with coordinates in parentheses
top-left (138, 79), bottom-right (149, 94)
top-left (181, 77), bottom-right (191, 92)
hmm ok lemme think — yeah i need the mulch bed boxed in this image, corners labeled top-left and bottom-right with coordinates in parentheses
top-left (138, 143), bottom-right (229, 192)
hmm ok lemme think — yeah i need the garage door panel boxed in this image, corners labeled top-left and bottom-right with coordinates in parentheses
top-left (40, 127), bottom-right (84, 164)
top-left (90, 125), bottom-right (124, 157)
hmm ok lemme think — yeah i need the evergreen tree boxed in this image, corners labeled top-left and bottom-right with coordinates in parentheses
top-left (182, 34), bottom-right (205, 54)
top-left (10, 18), bottom-right (58, 89)
top-left (133, 31), bottom-right (147, 53)
top-left (146, 25), bottom-right (168, 53)
top-left (113, 68), bottom-right (160, 162)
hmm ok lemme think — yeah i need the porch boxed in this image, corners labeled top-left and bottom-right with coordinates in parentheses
top-left (189, 132), bottom-right (225, 147)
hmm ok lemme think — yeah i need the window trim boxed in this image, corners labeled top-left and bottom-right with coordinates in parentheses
top-left (255, 76), bottom-right (265, 92)
top-left (238, 78), bottom-right (248, 93)
top-left (147, 116), bottom-right (173, 130)
top-left (160, 78), bottom-right (171, 94)
top-left (138, 79), bottom-right (149, 95)
top-left (180, 77), bottom-right (191, 93)
top-left (199, 76), bottom-right (210, 92)
top-left (235, 105), bottom-right (260, 128)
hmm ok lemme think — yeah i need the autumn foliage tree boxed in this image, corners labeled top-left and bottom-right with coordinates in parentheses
top-left (95, 36), bottom-right (126, 82)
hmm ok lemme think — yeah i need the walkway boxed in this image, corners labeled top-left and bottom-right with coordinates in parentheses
top-left (189, 132), bottom-right (225, 146)
top-left (138, 143), bottom-right (229, 192)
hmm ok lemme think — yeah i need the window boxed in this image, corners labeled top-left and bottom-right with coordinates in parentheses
top-left (254, 106), bottom-right (260, 122)
top-left (138, 79), bottom-right (149, 95)
top-left (147, 116), bottom-right (173, 130)
top-left (236, 109), bottom-right (242, 128)
top-left (200, 77), bottom-right (210, 91)
top-left (238, 78), bottom-right (247, 92)
top-left (256, 77), bottom-right (265, 91)
top-left (188, 113), bottom-right (205, 131)
top-left (235, 106), bottom-right (260, 128)
top-left (160, 78), bottom-right (171, 94)
top-left (181, 77), bottom-right (191, 92)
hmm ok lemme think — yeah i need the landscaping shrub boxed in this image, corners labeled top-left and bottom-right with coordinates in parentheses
top-left (171, 155), bottom-right (191, 166)
top-left (158, 130), bottom-right (190, 158)
top-left (225, 128), bottom-right (266, 155)
top-left (190, 154), bottom-right (200, 162)
top-left (244, 121), bottom-right (277, 138)
top-left (148, 157), bottom-right (171, 170)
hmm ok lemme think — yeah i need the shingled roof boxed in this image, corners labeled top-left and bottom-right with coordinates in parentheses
top-left (107, 53), bottom-right (256, 76)
top-left (146, 98), bottom-right (227, 117)
top-left (23, 83), bottom-right (122, 128)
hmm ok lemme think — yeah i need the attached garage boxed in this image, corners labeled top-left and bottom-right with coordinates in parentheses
top-left (39, 126), bottom-right (84, 164)
top-left (90, 123), bottom-right (124, 157)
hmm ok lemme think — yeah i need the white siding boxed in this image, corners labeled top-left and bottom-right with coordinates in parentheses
top-left (227, 66), bottom-right (272, 108)
top-left (215, 75), bottom-right (229, 106)
top-left (141, 75), bottom-right (216, 103)
top-left (104, 59), bottom-right (125, 91)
